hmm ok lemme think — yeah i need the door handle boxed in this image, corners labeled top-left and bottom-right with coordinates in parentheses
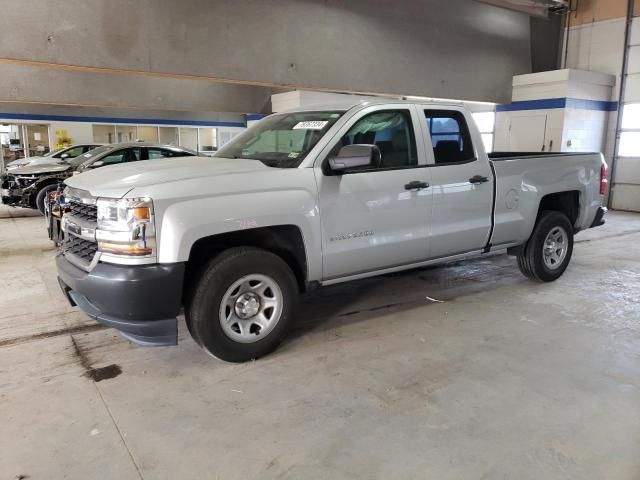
top-left (404, 180), bottom-right (429, 190)
top-left (469, 175), bottom-right (489, 185)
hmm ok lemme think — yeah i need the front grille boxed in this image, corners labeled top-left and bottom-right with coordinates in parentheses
top-left (68, 200), bottom-right (97, 222)
top-left (62, 235), bottom-right (98, 264)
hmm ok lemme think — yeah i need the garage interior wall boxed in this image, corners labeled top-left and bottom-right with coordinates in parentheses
top-left (561, 0), bottom-right (640, 211)
top-left (0, 0), bottom-right (533, 104)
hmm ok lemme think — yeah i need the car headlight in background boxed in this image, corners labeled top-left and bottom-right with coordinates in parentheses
top-left (96, 197), bottom-right (156, 257)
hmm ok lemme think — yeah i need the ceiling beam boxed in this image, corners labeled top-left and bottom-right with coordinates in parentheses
top-left (475, 0), bottom-right (550, 17)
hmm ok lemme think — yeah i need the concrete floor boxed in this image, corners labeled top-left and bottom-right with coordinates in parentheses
top-left (1, 204), bottom-right (640, 480)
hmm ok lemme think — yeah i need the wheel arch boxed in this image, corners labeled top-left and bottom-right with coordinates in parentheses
top-left (31, 176), bottom-right (64, 207)
top-left (536, 190), bottom-right (580, 227)
top-left (184, 225), bottom-right (309, 299)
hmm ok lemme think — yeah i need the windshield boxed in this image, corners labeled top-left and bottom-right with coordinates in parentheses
top-left (215, 111), bottom-right (345, 168)
top-left (73, 145), bottom-right (114, 166)
top-left (45, 147), bottom-right (67, 157)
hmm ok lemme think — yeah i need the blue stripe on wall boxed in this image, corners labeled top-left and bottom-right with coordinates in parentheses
top-left (246, 113), bottom-right (267, 121)
top-left (564, 98), bottom-right (618, 111)
top-left (496, 97), bottom-right (618, 112)
top-left (0, 112), bottom-right (246, 128)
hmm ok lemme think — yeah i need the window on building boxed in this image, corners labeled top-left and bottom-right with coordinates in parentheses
top-left (198, 128), bottom-right (218, 154)
top-left (93, 125), bottom-right (116, 144)
top-left (218, 130), bottom-right (241, 148)
top-left (471, 111), bottom-right (495, 153)
top-left (0, 124), bottom-right (12, 146)
top-left (619, 103), bottom-right (640, 157)
top-left (116, 125), bottom-right (137, 143)
top-left (179, 128), bottom-right (198, 151)
top-left (159, 127), bottom-right (179, 145)
top-left (137, 126), bottom-right (159, 143)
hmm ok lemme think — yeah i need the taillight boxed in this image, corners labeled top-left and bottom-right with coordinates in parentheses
top-left (600, 163), bottom-right (608, 195)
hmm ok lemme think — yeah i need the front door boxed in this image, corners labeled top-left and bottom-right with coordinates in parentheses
top-left (315, 106), bottom-right (433, 280)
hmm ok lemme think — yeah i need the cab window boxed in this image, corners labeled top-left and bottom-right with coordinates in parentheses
top-left (424, 110), bottom-right (475, 164)
top-left (335, 110), bottom-right (418, 169)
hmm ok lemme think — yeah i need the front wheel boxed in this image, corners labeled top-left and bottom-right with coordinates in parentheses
top-left (186, 247), bottom-right (298, 362)
top-left (517, 210), bottom-right (574, 282)
top-left (35, 184), bottom-right (57, 215)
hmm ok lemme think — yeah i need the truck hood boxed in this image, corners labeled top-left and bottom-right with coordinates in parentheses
top-left (65, 156), bottom-right (271, 198)
top-left (6, 162), bottom-right (72, 175)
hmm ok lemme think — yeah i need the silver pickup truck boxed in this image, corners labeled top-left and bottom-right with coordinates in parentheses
top-left (55, 100), bottom-right (607, 362)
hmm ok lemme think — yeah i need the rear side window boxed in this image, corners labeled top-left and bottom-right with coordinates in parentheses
top-left (147, 148), bottom-right (174, 160)
top-left (99, 150), bottom-right (128, 166)
top-left (424, 110), bottom-right (475, 164)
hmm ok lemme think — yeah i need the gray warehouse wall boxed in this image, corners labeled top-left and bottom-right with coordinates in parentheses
top-left (0, 0), bottom-right (534, 104)
top-left (0, 63), bottom-right (281, 114)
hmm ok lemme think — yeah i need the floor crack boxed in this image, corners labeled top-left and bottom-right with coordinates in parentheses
top-left (93, 382), bottom-right (146, 480)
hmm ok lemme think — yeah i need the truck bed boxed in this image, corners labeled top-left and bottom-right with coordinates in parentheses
top-left (488, 151), bottom-right (604, 249)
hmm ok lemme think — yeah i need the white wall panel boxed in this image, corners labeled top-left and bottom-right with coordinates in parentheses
top-left (628, 46), bottom-right (640, 75)
top-left (614, 157), bottom-right (640, 185)
top-left (625, 74), bottom-right (640, 102)
top-left (565, 19), bottom-right (625, 80)
top-left (630, 17), bottom-right (640, 46)
top-left (611, 184), bottom-right (640, 211)
top-left (562, 108), bottom-right (609, 152)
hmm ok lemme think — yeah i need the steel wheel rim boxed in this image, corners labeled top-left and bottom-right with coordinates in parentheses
top-left (219, 274), bottom-right (283, 344)
top-left (542, 226), bottom-right (568, 270)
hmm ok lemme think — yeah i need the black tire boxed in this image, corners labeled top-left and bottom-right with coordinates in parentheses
top-left (186, 247), bottom-right (298, 362)
top-left (517, 210), bottom-right (574, 282)
top-left (35, 184), bottom-right (57, 215)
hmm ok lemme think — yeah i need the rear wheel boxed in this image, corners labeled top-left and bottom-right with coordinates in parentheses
top-left (517, 210), bottom-right (574, 282)
top-left (186, 247), bottom-right (298, 362)
top-left (35, 184), bottom-right (57, 215)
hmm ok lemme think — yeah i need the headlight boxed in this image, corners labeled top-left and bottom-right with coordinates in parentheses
top-left (96, 197), bottom-right (156, 257)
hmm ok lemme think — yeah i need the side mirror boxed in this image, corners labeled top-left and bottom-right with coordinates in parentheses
top-left (328, 144), bottom-right (381, 174)
top-left (88, 160), bottom-right (104, 168)
top-left (60, 153), bottom-right (70, 159)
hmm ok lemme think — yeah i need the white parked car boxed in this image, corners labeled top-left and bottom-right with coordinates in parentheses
top-left (5, 144), bottom-right (103, 170)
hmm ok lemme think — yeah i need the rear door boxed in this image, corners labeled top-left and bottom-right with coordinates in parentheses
top-left (315, 104), bottom-right (433, 280)
top-left (421, 108), bottom-right (494, 258)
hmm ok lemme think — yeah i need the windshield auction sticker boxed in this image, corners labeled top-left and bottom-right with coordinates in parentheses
top-left (293, 121), bottom-right (329, 130)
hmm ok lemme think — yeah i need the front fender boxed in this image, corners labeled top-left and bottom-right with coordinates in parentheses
top-left (156, 189), bottom-right (323, 281)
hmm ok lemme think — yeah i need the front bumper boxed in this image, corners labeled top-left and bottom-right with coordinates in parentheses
top-left (590, 206), bottom-right (607, 228)
top-left (56, 255), bottom-right (185, 346)
top-left (1, 186), bottom-right (32, 207)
